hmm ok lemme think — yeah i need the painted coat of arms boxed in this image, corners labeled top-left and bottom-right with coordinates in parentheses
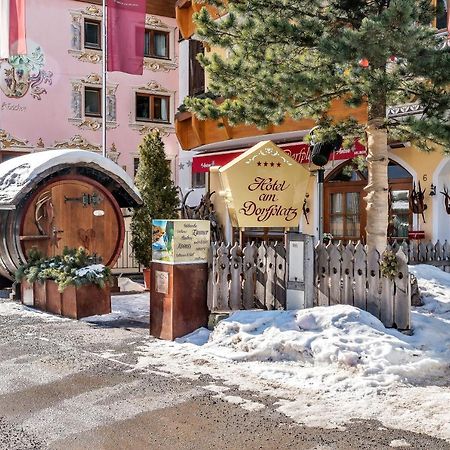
top-left (0, 47), bottom-right (53, 100)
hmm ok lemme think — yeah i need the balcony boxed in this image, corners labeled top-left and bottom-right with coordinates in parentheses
top-left (175, 98), bottom-right (368, 151)
top-left (176, 0), bottom-right (222, 39)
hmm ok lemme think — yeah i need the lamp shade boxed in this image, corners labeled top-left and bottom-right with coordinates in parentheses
top-left (310, 136), bottom-right (343, 167)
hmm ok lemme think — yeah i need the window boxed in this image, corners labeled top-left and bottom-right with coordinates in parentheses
top-left (134, 158), bottom-right (139, 176)
top-left (192, 170), bottom-right (206, 189)
top-left (144, 30), bottom-right (169, 59)
top-left (324, 160), bottom-right (413, 242)
top-left (436, 0), bottom-right (449, 30)
top-left (136, 93), bottom-right (170, 122)
top-left (84, 87), bottom-right (101, 117)
top-left (84, 19), bottom-right (101, 49)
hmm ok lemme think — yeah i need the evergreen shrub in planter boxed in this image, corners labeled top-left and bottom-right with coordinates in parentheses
top-left (15, 247), bottom-right (112, 319)
top-left (130, 131), bottom-right (179, 290)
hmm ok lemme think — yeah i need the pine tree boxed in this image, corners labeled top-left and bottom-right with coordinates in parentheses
top-left (185, 0), bottom-right (450, 252)
top-left (131, 131), bottom-right (179, 267)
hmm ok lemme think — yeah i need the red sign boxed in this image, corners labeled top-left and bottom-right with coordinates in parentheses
top-left (192, 141), bottom-right (366, 173)
top-left (408, 231), bottom-right (425, 240)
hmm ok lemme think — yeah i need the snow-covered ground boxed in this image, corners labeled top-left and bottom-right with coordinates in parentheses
top-left (126, 264), bottom-right (450, 441)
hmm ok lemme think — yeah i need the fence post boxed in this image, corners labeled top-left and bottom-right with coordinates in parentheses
top-left (265, 244), bottom-right (276, 310)
top-left (328, 243), bottom-right (341, 305)
top-left (367, 249), bottom-right (381, 319)
top-left (341, 245), bottom-right (353, 305)
top-left (394, 248), bottom-right (410, 330)
top-left (216, 243), bottom-right (230, 311)
top-left (380, 250), bottom-right (394, 327)
top-left (353, 242), bottom-right (367, 310)
top-left (315, 242), bottom-right (329, 306)
top-left (242, 242), bottom-right (257, 310)
top-left (229, 243), bottom-right (243, 310)
top-left (255, 243), bottom-right (267, 308)
top-left (274, 243), bottom-right (286, 310)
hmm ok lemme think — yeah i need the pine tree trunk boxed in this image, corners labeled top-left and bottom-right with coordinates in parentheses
top-left (364, 119), bottom-right (389, 254)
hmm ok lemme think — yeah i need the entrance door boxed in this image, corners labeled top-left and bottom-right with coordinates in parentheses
top-left (20, 176), bottom-right (124, 265)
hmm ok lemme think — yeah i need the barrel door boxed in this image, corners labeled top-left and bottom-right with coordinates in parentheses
top-left (19, 176), bottom-right (124, 266)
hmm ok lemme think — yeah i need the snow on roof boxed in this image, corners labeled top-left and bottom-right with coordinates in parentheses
top-left (0, 149), bottom-right (142, 209)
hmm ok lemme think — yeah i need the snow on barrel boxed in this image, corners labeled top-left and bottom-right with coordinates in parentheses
top-left (0, 150), bottom-right (142, 282)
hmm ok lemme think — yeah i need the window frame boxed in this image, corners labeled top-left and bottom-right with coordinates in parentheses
top-left (135, 92), bottom-right (170, 123)
top-left (83, 18), bottom-right (101, 50)
top-left (324, 160), bottom-right (414, 243)
top-left (434, 0), bottom-right (449, 31)
top-left (192, 170), bottom-right (206, 189)
top-left (144, 29), bottom-right (170, 59)
top-left (84, 86), bottom-right (102, 118)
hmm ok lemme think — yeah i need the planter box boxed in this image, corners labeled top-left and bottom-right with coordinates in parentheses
top-left (46, 280), bottom-right (62, 315)
top-left (150, 262), bottom-right (208, 340)
top-left (61, 284), bottom-right (111, 320)
top-left (21, 280), bottom-right (34, 306)
top-left (33, 281), bottom-right (47, 311)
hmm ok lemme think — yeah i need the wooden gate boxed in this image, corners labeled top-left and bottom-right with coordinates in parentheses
top-left (207, 241), bottom-right (287, 312)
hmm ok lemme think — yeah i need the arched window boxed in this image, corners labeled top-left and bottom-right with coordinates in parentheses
top-left (324, 159), bottom-right (413, 242)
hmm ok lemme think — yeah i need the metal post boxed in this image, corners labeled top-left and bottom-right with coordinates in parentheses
top-left (317, 168), bottom-right (324, 241)
top-left (101, 0), bottom-right (107, 157)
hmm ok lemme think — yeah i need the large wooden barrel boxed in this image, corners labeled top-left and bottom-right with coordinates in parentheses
top-left (0, 150), bottom-right (142, 281)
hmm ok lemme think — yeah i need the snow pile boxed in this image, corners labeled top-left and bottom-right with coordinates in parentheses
top-left (117, 277), bottom-right (145, 293)
top-left (75, 264), bottom-right (106, 278)
top-left (410, 264), bottom-right (450, 315)
top-left (187, 305), bottom-right (446, 387)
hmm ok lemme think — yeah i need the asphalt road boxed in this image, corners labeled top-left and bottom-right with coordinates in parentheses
top-left (0, 298), bottom-right (449, 450)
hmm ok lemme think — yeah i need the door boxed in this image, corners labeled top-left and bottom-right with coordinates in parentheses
top-left (20, 176), bottom-right (124, 265)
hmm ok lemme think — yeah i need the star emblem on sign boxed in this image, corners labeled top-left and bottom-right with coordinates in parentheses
top-left (264, 162), bottom-right (268, 167)
top-left (270, 162), bottom-right (275, 167)
top-left (257, 161), bottom-right (262, 166)
top-left (277, 162), bottom-right (281, 167)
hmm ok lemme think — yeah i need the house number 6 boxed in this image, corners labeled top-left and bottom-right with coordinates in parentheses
top-left (423, 174), bottom-right (428, 182)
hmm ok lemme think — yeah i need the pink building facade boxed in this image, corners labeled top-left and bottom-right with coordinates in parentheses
top-left (0, 0), bottom-right (180, 180)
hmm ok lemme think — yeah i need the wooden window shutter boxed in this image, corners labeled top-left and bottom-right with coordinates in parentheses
top-left (189, 39), bottom-right (205, 97)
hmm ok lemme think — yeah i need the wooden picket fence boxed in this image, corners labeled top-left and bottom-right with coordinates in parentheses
top-left (208, 238), bottom-right (450, 330)
top-left (207, 242), bottom-right (287, 312)
top-left (315, 242), bottom-right (410, 329)
top-left (392, 240), bottom-right (450, 272)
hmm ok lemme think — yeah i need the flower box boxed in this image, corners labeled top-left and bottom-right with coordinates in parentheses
top-left (61, 284), bottom-right (111, 320)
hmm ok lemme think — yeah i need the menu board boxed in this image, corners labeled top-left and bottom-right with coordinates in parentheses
top-left (152, 219), bottom-right (210, 264)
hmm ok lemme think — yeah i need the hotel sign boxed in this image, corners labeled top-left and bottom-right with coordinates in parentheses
top-left (219, 141), bottom-right (310, 228)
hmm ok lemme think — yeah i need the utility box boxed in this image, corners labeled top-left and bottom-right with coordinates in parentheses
top-left (286, 232), bottom-right (314, 310)
top-left (150, 220), bottom-right (210, 340)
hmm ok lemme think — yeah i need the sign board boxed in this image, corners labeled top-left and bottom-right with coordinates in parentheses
top-left (218, 141), bottom-right (310, 228)
top-left (152, 219), bottom-right (210, 264)
top-left (408, 230), bottom-right (425, 240)
top-left (192, 140), bottom-right (366, 172)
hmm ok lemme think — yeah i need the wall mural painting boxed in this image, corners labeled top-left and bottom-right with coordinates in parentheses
top-left (0, 46), bottom-right (53, 100)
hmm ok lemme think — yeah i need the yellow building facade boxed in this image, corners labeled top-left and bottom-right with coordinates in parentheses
top-left (176, 1), bottom-right (450, 245)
